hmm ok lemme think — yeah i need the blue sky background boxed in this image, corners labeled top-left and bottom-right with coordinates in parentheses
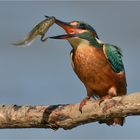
top-left (0, 1), bottom-right (140, 139)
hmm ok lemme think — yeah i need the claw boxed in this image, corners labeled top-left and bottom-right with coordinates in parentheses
top-left (99, 95), bottom-right (112, 106)
top-left (79, 96), bottom-right (90, 113)
top-left (79, 107), bottom-right (82, 114)
top-left (102, 99), bottom-right (117, 113)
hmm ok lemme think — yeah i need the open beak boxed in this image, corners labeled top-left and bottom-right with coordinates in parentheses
top-left (49, 34), bottom-right (77, 40)
top-left (45, 16), bottom-right (78, 40)
top-left (45, 15), bottom-right (76, 34)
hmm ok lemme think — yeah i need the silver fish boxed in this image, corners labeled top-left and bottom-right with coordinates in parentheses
top-left (12, 16), bottom-right (55, 46)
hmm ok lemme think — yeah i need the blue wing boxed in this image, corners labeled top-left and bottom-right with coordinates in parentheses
top-left (104, 44), bottom-right (124, 73)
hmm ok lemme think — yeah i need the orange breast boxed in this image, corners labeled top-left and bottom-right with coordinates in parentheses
top-left (71, 45), bottom-right (126, 97)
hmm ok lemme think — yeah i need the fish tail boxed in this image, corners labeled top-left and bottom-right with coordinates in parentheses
top-left (12, 33), bottom-right (35, 47)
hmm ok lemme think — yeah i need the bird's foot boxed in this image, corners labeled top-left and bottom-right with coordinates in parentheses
top-left (102, 100), bottom-right (117, 113)
top-left (79, 96), bottom-right (90, 113)
top-left (99, 95), bottom-right (112, 106)
top-left (99, 96), bottom-right (117, 113)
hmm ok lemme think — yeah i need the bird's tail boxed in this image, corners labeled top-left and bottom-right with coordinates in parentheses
top-left (99, 117), bottom-right (125, 126)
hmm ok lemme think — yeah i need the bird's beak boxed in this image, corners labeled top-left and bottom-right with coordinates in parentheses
top-left (54, 18), bottom-right (76, 34)
top-left (45, 16), bottom-right (77, 34)
top-left (49, 34), bottom-right (77, 40)
top-left (55, 19), bottom-right (72, 29)
top-left (45, 16), bottom-right (78, 40)
top-left (55, 19), bottom-right (74, 33)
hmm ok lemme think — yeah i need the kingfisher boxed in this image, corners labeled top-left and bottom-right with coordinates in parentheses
top-left (49, 18), bottom-right (127, 126)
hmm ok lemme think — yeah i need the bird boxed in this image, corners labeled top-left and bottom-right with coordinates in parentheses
top-left (49, 19), bottom-right (127, 126)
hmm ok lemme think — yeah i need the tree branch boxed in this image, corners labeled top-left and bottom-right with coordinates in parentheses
top-left (0, 92), bottom-right (140, 130)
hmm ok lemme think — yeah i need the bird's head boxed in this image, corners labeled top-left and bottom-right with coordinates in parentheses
top-left (54, 18), bottom-right (99, 39)
top-left (49, 31), bottom-right (101, 49)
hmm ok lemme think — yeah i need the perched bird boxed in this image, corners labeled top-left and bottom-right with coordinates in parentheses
top-left (49, 19), bottom-right (127, 126)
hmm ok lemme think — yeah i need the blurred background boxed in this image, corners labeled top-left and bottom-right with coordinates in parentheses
top-left (0, 1), bottom-right (140, 139)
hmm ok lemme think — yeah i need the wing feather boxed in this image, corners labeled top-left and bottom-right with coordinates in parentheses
top-left (104, 44), bottom-right (124, 73)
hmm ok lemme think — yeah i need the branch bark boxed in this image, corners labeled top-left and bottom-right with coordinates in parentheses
top-left (0, 92), bottom-right (140, 130)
